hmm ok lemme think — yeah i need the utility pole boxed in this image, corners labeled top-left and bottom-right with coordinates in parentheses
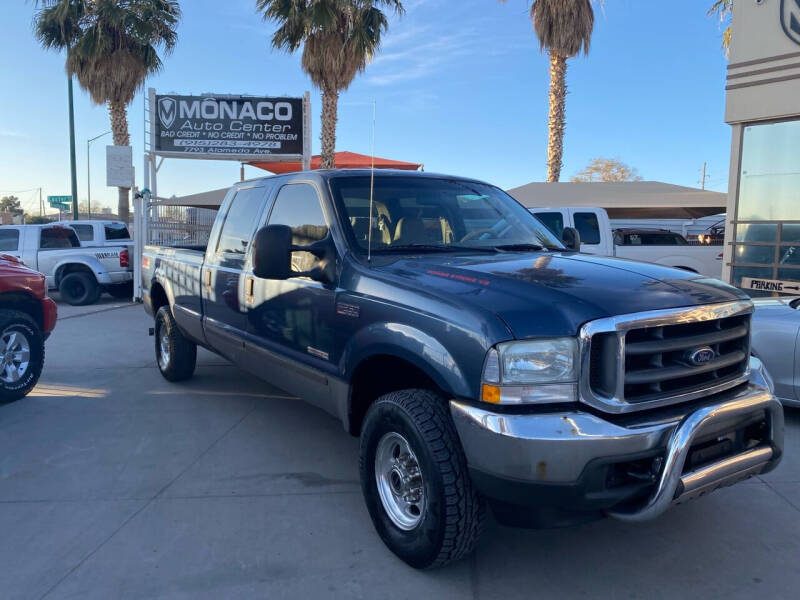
top-left (39, 188), bottom-right (43, 217)
top-left (701, 162), bottom-right (707, 190)
top-left (68, 75), bottom-right (79, 220)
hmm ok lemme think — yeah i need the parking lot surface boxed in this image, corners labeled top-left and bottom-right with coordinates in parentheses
top-left (1, 303), bottom-right (799, 599)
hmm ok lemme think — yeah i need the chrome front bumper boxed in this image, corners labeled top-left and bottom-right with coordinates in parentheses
top-left (451, 378), bottom-right (783, 521)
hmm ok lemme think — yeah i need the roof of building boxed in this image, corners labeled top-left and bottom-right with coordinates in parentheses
top-left (507, 181), bottom-right (727, 219)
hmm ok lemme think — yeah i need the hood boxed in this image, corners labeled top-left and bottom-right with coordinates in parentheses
top-left (373, 251), bottom-right (748, 338)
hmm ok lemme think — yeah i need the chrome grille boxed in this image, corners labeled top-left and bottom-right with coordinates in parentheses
top-left (623, 314), bottom-right (750, 403)
top-left (579, 301), bottom-right (754, 414)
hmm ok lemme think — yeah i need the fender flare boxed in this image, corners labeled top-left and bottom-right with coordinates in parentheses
top-left (53, 256), bottom-right (108, 286)
top-left (150, 275), bottom-right (176, 311)
top-left (341, 322), bottom-right (471, 399)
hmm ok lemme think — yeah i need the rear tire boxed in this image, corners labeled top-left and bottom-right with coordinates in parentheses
top-left (59, 272), bottom-right (101, 306)
top-left (360, 389), bottom-right (486, 568)
top-left (106, 281), bottom-right (133, 299)
top-left (155, 306), bottom-right (196, 382)
top-left (0, 310), bottom-right (44, 403)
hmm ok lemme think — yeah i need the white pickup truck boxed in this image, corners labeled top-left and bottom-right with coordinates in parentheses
top-left (0, 224), bottom-right (133, 305)
top-left (529, 206), bottom-right (723, 278)
top-left (54, 220), bottom-right (133, 249)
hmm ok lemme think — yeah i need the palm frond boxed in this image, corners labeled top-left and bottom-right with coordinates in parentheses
top-left (34, 0), bottom-right (181, 105)
top-left (531, 0), bottom-right (594, 57)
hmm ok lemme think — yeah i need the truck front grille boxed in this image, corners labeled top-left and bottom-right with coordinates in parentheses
top-left (580, 301), bottom-right (753, 413)
top-left (622, 315), bottom-right (750, 403)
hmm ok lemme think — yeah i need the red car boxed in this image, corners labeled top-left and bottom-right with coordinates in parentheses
top-left (0, 254), bottom-right (56, 402)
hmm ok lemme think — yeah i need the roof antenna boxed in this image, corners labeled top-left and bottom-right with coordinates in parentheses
top-left (367, 100), bottom-right (376, 262)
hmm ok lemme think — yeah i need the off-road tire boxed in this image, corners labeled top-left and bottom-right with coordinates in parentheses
top-left (59, 272), bottom-right (101, 306)
top-left (106, 281), bottom-right (133, 299)
top-left (155, 306), bottom-right (196, 382)
top-left (0, 310), bottom-right (45, 403)
top-left (360, 389), bottom-right (486, 568)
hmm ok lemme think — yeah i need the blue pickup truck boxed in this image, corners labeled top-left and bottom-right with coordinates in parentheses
top-left (142, 170), bottom-right (783, 568)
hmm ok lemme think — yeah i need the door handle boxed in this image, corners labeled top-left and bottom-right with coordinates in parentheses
top-left (204, 269), bottom-right (212, 290)
top-left (245, 276), bottom-right (254, 303)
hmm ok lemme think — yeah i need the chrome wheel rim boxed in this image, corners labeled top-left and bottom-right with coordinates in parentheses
top-left (374, 432), bottom-right (425, 531)
top-left (158, 325), bottom-right (170, 371)
top-left (0, 328), bottom-right (30, 383)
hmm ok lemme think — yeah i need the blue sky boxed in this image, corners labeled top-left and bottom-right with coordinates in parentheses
top-left (0, 0), bottom-right (731, 216)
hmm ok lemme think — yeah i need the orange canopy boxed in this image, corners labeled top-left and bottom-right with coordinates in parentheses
top-left (249, 150), bottom-right (422, 174)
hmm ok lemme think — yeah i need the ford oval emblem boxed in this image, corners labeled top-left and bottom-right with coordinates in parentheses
top-left (686, 346), bottom-right (716, 366)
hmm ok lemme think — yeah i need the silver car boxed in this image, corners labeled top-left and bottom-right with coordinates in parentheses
top-left (752, 297), bottom-right (800, 407)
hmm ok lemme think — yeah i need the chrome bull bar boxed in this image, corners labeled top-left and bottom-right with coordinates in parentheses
top-left (607, 390), bottom-right (784, 521)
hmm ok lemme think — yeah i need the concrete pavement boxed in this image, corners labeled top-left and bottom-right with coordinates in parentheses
top-left (0, 304), bottom-right (798, 599)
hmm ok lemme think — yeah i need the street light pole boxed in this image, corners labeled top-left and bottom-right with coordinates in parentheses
top-left (87, 131), bottom-right (111, 219)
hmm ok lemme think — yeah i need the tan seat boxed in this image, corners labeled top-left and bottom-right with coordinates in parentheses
top-left (394, 217), bottom-right (430, 245)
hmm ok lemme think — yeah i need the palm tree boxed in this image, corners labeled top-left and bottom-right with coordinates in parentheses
top-left (257, 0), bottom-right (404, 169)
top-left (35, 0), bottom-right (180, 223)
top-left (500, 1), bottom-right (594, 182)
top-left (707, 0), bottom-right (732, 54)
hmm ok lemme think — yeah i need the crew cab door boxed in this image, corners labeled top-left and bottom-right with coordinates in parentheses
top-left (566, 208), bottom-right (612, 255)
top-left (201, 184), bottom-right (270, 363)
top-left (242, 182), bottom-right (339, 403)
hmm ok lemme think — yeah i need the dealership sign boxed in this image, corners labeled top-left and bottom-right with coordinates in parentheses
top-left (781, 0), bottom-right (800, 47)
top-left (150, 91), bottom-right (308, 161)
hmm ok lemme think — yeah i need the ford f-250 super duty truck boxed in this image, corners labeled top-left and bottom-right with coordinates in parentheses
top-left (142, 170), bottom-right (783, 568)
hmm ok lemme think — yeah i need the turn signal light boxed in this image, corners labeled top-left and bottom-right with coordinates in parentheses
top-left (119, 249), bottom-right (129, 267)
top-left (481, 384), bottom-right (501, 404)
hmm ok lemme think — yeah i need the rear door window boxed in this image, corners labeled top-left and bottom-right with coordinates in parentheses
top-left (573, 212), bottom-right (601, 245)
top-left (215, 186), bottom-right (267, 267)
top-left (0, 229), bottom-right (20, 251)
top-left (104, 223), bottom-right (130, 240)
top-left (71, 224), bottom-right (94, 242)
top-left (40, 227), bottom-right (81, 249)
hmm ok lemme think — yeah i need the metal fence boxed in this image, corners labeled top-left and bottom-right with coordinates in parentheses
top-left (147, 203), bottom-right (217, 246)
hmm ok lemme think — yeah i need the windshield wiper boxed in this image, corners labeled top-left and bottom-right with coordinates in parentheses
top-left (493, 243), bottom-right (560, 252)
top-left (370, 244), bottom-right (499, 254)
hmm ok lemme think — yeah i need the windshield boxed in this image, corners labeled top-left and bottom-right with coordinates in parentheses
top-left (329, 176), bottom-right (563, 253)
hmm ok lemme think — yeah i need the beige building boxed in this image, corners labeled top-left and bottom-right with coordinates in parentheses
top-left (724, 0), bottom-right (800, 292)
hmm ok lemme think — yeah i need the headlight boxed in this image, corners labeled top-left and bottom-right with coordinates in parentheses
top-left (481, 338), bottom-right (578, 405)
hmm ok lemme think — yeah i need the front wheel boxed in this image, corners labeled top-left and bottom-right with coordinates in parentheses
top-left (155, 306), bottom-right (197, 382)
top-left (360, 389), bottom-right (486, 568)
top-left (0, 310), bottom-right (44, 403)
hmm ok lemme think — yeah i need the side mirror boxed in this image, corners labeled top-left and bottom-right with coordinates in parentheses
top-left (252, 225), bottom-right (292, 280)
top-left (561, 227), bottom-right (581, 251)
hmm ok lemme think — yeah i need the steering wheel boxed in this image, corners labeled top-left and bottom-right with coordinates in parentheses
top-left (460, 229), bottom-right (496, 243)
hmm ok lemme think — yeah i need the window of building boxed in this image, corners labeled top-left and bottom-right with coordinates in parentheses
top-left (0, 229), bottom-right (20, 251)
top-left (731, 119), bottom-right (800, 295)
